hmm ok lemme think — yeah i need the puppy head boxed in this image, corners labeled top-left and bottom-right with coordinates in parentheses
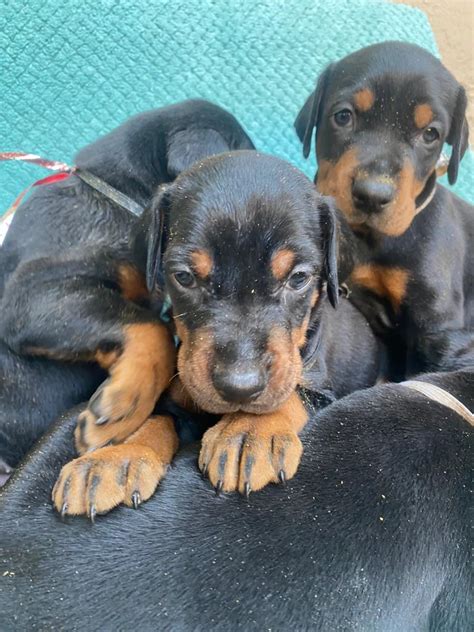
top-left (148, 151), bottom-right (338, 415)
top-left (295, 42), bottom-right (469, 237)
top-left (77, 99), bottom-right (254, 197)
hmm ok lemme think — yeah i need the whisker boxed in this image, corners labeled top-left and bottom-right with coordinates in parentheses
top-left (168, 372), bottom-right (181, 385)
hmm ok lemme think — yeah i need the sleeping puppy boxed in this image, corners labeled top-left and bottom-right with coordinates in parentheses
top-left (0, 99), bottom-right (254, 474)
top-left (1, 369), bottom-right (471, 630)
top-left (295, 41), bottom-right (473, 378)
top-left (50, 151), bottom-right (381, 518)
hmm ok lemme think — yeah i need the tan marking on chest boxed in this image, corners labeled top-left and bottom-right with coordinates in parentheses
top-left (350, 264), bottom-right (410, 312)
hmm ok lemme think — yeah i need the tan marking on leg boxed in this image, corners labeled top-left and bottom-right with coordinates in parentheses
top-left (95, 348), bottom-right (121, 369)
top-left (199, 391), bottom-right (308, 494)
top-left (54, 415), bottom-right (178, 517)
top-left (117, 264), bottom-right (149, 302)
top-left (75, 323), bottom-right (176, 453)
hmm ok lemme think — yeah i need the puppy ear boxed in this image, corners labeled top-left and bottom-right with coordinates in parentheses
top-left (294, 65), bottom-right (333, 159)
top-left (166, 128), bottom-right (231, 178)
top-left (146, 183), bottom-right (173, 294)
top-left (318, 196), bottom-right (339, 309)
top-left (447, 85), bottom-right (469, 185)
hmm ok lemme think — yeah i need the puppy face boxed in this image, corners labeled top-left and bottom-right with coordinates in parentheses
top-left (150, 152), bottom-right (338, 415)
top-left (295, 42), bottom-right (469, 237)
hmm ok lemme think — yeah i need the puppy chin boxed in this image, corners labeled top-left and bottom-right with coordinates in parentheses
top-left (368, 205), bottom-right (416, 237)
top-left (180, 376), bottom-right (295, 416)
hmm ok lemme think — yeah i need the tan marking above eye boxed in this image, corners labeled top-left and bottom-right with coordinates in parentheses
top-left (271, 248), bottom-right (296, 281)
top-left (414, 103), bottom-right (433, 129)
top-left (190, 249), bottom-right (213, 278)
top-left (353, 88), bottom-right (375, 112)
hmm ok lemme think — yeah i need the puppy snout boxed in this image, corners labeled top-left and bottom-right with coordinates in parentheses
top-left (213, 362), bottom-right (268, 404)
top-left (352, 177), bottom-right (395, 213)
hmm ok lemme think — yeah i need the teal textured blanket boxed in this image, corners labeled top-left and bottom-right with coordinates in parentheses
top-left (1, 0), bottom-right (472, 214)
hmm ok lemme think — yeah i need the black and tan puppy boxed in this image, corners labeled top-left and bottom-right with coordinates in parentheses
top-left (0, 100), bottom-right (255, 473)
top-left (1, 369), bottom-right (471, 630)
top-left (50, 151), bottom-right (381, 517)
top-left (295, 41), bottom-right (473, 378)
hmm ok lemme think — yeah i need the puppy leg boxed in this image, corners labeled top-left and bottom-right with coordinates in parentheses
top-left (52, 414), bottom-right (179, 519)
top-left (0, 252), bottom-right (176, 451)
top-left (199, 391), bottom-right (308, 495)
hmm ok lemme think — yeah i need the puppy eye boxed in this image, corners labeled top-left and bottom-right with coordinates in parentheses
top-left (287, 270), bottom-right (312, 291)
top-left (422, 127), bottom-right (440, 143)
top-left (333, 109), bottom-right (353, 127)
top-left (174, 271), bottom-right (196, 288)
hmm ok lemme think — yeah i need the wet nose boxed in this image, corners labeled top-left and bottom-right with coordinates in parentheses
top-left (213, 363), bottom-right (267, 403)
top-left (352, 178), bottom-right (395, 213)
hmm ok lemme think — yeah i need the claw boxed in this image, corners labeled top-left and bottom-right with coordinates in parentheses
top-left (244, 482), bottom-right (251, 499)
top-left (131, 491), bottom-right (141, 509)
top-left (89, 505), bottom-right (97, 524)
top-left (278, 470), bottom-right (286, 486)
top-left (88, 381), bottom-right (107, 415)
top-left (201, 463), bottom-right (208, 479)
top-left (215, 480), bottom-right (223, 496)
top-left (95, 416), bottom-right (109, 426)
top-left (60, 502), bottom-right (68, 521)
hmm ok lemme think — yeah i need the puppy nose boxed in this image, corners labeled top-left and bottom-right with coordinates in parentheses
top-left (352, 178), bottom-right (395, 213)
top-left (213, 364), bottom-right (267, 403)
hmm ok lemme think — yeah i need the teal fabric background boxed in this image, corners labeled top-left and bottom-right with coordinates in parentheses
top-left (1, 0), bottom-right (472, 215)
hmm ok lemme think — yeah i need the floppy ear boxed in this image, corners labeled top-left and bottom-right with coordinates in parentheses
top-left (166, 128), bottom-right (231, 178)
top-left (318, 196), bottom-right (339, 309)
top-left (146, 183), bottom-right (174, 294)
top-left (300, 195), bottom-right (339, 367)
top-left (447, 85), bottom-right (469, 185)
top-left (294, 64), bottom-right (333, 159)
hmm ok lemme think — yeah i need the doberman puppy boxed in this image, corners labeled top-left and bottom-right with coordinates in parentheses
top-left (41, 151), bottom-right (381, 517)
top-left (0, 99), bottom-right (255, 473)
top-left (1, 369), bottom-right (471, 630)
top-left (295, 41), bottom-right (473, 379)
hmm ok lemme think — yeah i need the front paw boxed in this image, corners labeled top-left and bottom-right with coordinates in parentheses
top-left (52, 445), bottom-right (167, 520)
top-left (75, 373), bottom-right (161, 453)
top-left (199, 416), bottom-right (303, 496)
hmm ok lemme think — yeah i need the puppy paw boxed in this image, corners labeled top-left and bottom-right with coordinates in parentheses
top-left (199, 415), bottom-right (303, 496)
top-left (75, 374), bottom-right (161, 453)
top-left (76, 323), bottom-right (176, 454)
top-left (52, 444), bottom-right (167, 520)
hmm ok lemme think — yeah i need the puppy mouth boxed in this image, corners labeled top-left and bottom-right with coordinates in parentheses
top-left (177, 341), bottom-right (300, 415)
top-left (180, 371), bottom-right (297, 415)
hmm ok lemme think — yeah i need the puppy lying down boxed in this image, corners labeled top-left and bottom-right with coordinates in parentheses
top-left (52, 152), bottom-right (381, 518)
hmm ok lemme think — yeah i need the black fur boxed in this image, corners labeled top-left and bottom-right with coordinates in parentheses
top-left (1, 369), bottom-right (471, 630)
